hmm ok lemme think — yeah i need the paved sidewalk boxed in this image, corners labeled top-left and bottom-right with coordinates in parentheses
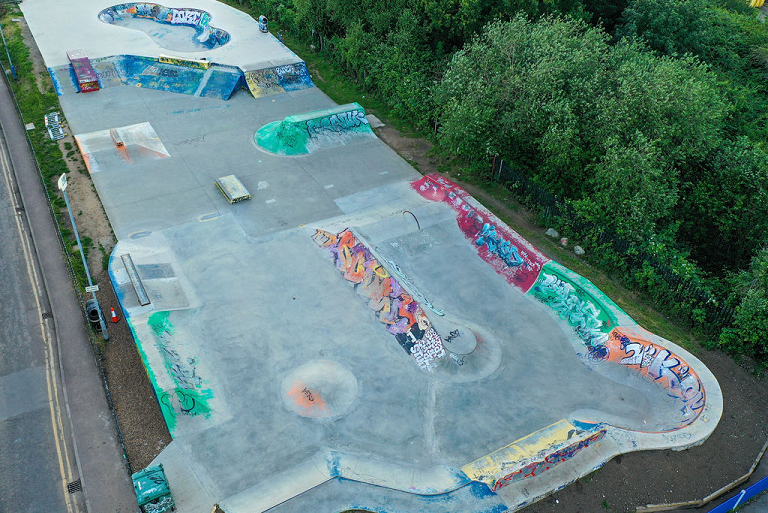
top-left (0, 74), bottom-right (137, 511)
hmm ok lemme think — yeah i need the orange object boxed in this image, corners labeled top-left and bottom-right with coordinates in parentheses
top-left (110, 307), bottom-right (120, 323)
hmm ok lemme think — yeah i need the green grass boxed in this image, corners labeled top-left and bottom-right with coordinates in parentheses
top-left (0, 13), bottom-right (93, 294)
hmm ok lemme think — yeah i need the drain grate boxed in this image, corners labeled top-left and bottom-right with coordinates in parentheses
top-left (66, 479), bottom-right (82, 494)
top-left (41, 312), bottom-right (53, 320)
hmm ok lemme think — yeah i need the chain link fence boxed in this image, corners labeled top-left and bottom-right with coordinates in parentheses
top-left (493, 158), bottom-right (735, 331)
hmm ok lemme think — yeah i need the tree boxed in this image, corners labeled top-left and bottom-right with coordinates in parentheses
top-left (719, 246), bottom-right (768, 363)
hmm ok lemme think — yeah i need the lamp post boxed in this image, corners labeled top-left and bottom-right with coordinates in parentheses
top-left (58, 173), bottom-right (108, 340)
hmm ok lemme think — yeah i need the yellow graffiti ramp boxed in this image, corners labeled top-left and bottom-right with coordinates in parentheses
top-left (462, 419), bottom-right (577, 483)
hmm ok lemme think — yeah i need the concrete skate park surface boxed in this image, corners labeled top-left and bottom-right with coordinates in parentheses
top-left (21, 1), bottom-right (723, 512)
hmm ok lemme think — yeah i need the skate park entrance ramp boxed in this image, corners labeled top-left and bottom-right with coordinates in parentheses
top-left (20, 1), bottom-right (723, 511)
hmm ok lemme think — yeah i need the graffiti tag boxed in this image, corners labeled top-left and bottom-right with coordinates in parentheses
top-left (532, 272), bottom-right (612, 357)
top-left (608, 332), bottom-right (705, 424)
top-left (313, 229), bottom-right (446, 370)
top-left (306, 110), bottom-right (368, 138)
top-left (491, 430), bottom-right (606, 491)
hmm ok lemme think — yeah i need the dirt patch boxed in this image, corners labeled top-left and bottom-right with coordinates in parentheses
top-left (373, 124), bottom-right (438, 175)
top-left (530, 349), bottom-right (768, 513)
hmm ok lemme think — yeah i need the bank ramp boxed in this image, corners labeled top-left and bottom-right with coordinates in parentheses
top-left (255, 102), bottom-right (374, 155)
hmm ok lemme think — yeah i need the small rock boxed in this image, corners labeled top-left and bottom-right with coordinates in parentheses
top-left (574, 245), bottom-right (585, 256)
top-left (559, 237), bottom-right (568, 247)
top-left (545, 228), bottom-right (559, 238)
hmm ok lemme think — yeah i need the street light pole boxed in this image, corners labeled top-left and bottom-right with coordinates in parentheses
top-left (58, 173), bottom-right (108, 340)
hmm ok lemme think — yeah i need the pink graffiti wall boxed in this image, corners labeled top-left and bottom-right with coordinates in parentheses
top-left (412, 175), bottom-right (549, 292)
top-left (411, 174), bottom-right (706, 429)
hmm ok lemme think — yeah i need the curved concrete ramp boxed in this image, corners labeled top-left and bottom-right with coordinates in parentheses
top-left (411, 174), bottom-right (715, 432)
top-left (98, 3), bottom-right (231, 51)
top-left (255, 103), bottom-right (375, 155)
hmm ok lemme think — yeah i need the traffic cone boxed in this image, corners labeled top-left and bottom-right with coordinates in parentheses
top-left (110, 307), bottom-right (120, 323)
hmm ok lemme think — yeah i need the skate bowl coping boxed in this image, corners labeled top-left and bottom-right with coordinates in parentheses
top-left (98, 3), bottom-right (231, 51)
top-left (255, 102), bottom-right (374, 155)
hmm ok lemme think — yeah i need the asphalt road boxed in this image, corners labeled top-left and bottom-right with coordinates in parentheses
top-left (0, 69), bottom-right (137, 511)
top-left (0, 120), bottom-right (85, 511)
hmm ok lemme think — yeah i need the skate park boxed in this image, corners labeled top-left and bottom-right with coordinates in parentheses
top-left (20, 1), bottom-right (723, 512)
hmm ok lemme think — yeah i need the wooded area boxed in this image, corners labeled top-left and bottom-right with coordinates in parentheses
top-left (235, 0), bottom-right (768, 365)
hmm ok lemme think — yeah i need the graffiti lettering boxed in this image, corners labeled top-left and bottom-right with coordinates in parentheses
top-left (148, 311), bottom-right (213, 425)
top-left (176, 135), bottom-right (206, 146)
top-left (314, 228), bottom-right (446, 371)
top-left (412, 175), bottom-right (547, 292)
top-left (95, 68), bottom-right (119, 80)
top-left (306, 110), bottom-right (369, 138)
top-left (532, 272), bottom-right (611, 357)
top-left (475, 223), bottom-right (523, 267)
top-left (609, 332), bottom-right (705, 424)
top-left (491, 430), bottom-right (607, 491)
top-left (171, 8), bottom-right (202, 26)
top-left (244, 63), bottom-right (313, 98)
top-left (302, 387), bottom-right (315, 402)
top-left (445, 329), bottom-right (461, 344)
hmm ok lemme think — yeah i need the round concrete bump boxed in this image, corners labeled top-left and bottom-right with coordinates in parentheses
top-left (430, 316), bottom-right (477, 355)
top-left (281, 360), bottom-right (358, 419)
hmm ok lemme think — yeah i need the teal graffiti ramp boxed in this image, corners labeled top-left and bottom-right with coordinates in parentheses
top-left (529, 261), bottom-right (634, 351)
top-left (128, 311), bottom-right (218, 438)
top-left (255, 102), bottom-right (374, 155)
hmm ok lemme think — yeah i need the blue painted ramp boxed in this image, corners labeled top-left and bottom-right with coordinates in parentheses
top-left (50, 55), bottom-right (244, 100)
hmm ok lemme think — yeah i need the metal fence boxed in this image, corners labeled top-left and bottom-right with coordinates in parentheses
top-left (493, 158), bottom-right (736, 329)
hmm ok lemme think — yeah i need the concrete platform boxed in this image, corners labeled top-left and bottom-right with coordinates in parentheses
top-left (20, 1), bottom-right (723, 512)
top-left (23, 0), bottom-right (301, 71)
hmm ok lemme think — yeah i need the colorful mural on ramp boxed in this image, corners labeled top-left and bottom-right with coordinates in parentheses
top-left (243, 62), bottom-right (314, 98)
top-left (255, 103), bottom-right (375, 155)
top-left (98, 3), bottom-right (230, 51)
top-left (49, 55), bottom-right (244, 100)
top-left (413, 174), bottom-right (548, 292)
top-left (412, 174), bottom-right (708, 430)
top-left (313, 228), bottom-right (447, 371)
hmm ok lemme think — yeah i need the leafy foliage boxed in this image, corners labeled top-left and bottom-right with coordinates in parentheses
top-left (720, 247), bottom-right (768, 363)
